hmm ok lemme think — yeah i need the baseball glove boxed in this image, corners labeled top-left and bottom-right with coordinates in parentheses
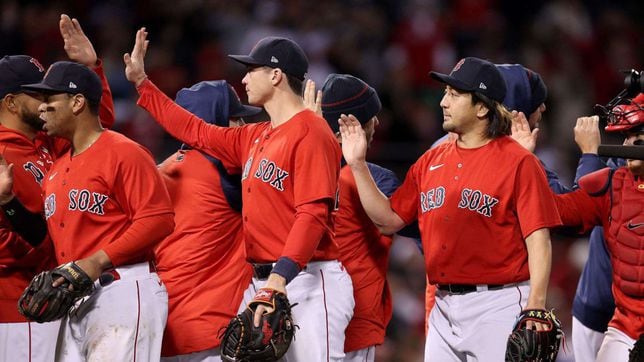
top-left (17, 261), bottom-right (94, 323)
top-left (220, 288), bottom-right (297, 362)
top-left (505, 309), bottom-right (563, 362)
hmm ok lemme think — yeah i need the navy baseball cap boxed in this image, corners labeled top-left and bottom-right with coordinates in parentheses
top-left (22, 61), bottom-right (102, 103)
top-left (228, 37), bottom-right (309, 81)
top-left (430, 57), bottom-right (507, 103)
top-left (0, 55), bottom-right (46, 98)
top-left (321, 74), bottom-right (382, 133)
top-left (175, 80), bottom-right (262, 127)
top-left (496, 64), bottom-right (547, 116)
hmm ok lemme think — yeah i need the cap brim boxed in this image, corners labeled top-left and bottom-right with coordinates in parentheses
top-left (228, 55), bottom-right (264, 67)
top-left (429, 72), bottom-right (474, 92)
top-left (230, 104), bottom-right (263, 118)
top-left (21, 82), bottom-right (66, 94)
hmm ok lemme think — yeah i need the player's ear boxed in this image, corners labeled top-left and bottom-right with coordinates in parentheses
top-left (2, 94), bottom-right (17, 113)
top-left (271, 69), bottom-right (283, 85)
top-left (70, 94), bottom-right (86, 115)
top-left (475, 101), bottom-right (490, 119)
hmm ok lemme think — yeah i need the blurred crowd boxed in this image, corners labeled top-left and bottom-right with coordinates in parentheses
top-left (1, 0), bottom-right (641, 360)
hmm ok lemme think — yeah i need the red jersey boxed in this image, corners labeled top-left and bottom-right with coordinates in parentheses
top-left (156, 149), bottom-right (252, 355)
top-left (137, 80), bottom-right (341, 267)
top-left (555, 167), bottom-right (644, 340)
top-left (390, 137), bottom-right (561, 285)
top-left (335, 164), bottom-right (394, 352)
top-left (42, 131), bottom-right (173, 266)
top-left (0, 63), bottom-right (114, 322)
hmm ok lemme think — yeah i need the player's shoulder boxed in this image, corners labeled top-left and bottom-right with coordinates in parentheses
top-left (98, 130), bottom-right (154, 159)
top-left (492, 136), bottom-right (540, 163)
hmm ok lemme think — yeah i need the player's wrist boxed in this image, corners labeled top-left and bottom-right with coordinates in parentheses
top-left (0, 192), bottom-right (14, 206)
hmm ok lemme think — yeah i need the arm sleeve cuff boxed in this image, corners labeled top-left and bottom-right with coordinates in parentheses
top-left (272, 256), bottom-right (301, 284)
top-left (3, 197), bottom-right (47, 247)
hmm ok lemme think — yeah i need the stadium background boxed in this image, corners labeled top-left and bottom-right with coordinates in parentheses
top-left (1, 0), bottom-right (641, 360)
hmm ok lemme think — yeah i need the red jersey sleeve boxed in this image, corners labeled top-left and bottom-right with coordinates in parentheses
top-left (554, 190), bottom-right (605, 233)
top-left (390, 162), bottom-right (421, 225)
top-left (136, 79), bottom-right (252, 173)
top-left (94, 59), bottom-right (115, 129)
top-left (513, 155), bottom-right (563, 237)
top-left (292, 128), bottom-right (341, 206)
top-left (101, 142), bottom-right (174, 266)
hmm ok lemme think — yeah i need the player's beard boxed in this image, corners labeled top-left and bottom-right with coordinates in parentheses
top-left (20, 107), bottom-right (45, 132)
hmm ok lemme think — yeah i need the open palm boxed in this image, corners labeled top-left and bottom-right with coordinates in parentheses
top-left (338, 114), bottom-right (368, 166)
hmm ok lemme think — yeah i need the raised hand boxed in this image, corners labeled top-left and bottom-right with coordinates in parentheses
top-left (338, 114), bottom-right (368, 167)
top-left (511, 111), bottom-right (539, 153)
top-left (124, 27), bottom-right (149, 87)
top-left (303, 79), bottom-right (322, 116)
top-left (0, 155), bottom-right (14, 205)
top-left (574, 115), bottom-right (600, 154)
top-left (59, 14), bottom-right (98, 67)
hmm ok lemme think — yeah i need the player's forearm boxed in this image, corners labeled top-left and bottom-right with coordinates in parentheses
top-left (1, 196), bottom-right (48, 247)
top-left (350, 161), bottom-right (404, 234)
top-left (94, 59), bottom-right (116, 129)
top-left (136, 79), bottom-right (231, 159)
top-left (277, 201), bottom-right (329, 283)
top-left (525, 228), bottom-right (551, 309)
top-left (102, 212), bottom-right (175, 267)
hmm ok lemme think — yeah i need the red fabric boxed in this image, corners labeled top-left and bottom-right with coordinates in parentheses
top-left (156, 150), bottom-right (252, 355)
top-left (0, 64), bottom-right (115, 322)
top-left (334, 166), bottom-right (393, 351)
top-left (390, 137), bottom-right (561, 285)
top-left (555, 168), bottom-right (644, 339)
top-left (43, 131), bottom-right (174, 266)
top-left (137, 80), bottom-right (341, 265)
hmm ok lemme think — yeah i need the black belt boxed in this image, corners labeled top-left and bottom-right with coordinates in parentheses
top-left (437, 283), bottom-right (505, 294)
top-left (252, 263), bottom-right (274, 280)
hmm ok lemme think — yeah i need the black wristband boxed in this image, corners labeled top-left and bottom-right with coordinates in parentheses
top-left (3, 197), bottom-right (47, 247)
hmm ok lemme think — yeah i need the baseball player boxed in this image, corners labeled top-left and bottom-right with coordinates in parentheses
top-left (305, 73), bottom-right (394, 361)
top-left (0, 59), bottom-right (175, 361)
top-left (425, 63), bottom-right (554, 328)
top-left (156, 80), bottom-right (261, 361)
top-left (339, 57), bottom-right (562, 360)
top-left (127, 29), bottom-right (354, 361)
top-left (553, 94), bottom-right (644, 362)
top-left (0, 14), bottom-right (114, 362)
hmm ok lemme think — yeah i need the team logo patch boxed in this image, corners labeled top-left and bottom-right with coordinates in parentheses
top-left (23, 162), bottom-right (45, 185)
top-left (29, 58), bottom-right (45, 72)
top-left (450, 58), bottom-right (465, 75)
top-left (44, 194), bottom-right (56, 219)
top-left (68, 189), bottom-right (109, 215)
top-left (253, 158), bottom-right (289, 191)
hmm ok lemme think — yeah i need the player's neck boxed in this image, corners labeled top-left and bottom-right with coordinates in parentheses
top-left (264, 91), bottom-right (306, 128)
top-left (71, 118), bottom-right (104, 156)
top-left (456, 123), bottom-right (492, 149)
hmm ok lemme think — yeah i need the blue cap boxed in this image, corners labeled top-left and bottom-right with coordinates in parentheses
top-left (22, 61), bottom-right (102, 103)
top-left (229, 37), bottom-right (309, 81)
top-left (321, 74), bottom-right (381, 133)
top-left (496, 64), bottom-right (547, 116)
top-left (0, 55), bottom-right (45, 98)
top-left (430, 57), bottom-right (507, 103)
top-left (175, 80), bottom-right (262, 127)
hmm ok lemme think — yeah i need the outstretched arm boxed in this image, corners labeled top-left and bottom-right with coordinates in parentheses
top-left (339, 114), bottom-right (405, 234)
top-left (60, 14), bottom-right (114, 128)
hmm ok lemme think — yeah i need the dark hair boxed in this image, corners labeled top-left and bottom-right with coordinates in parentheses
top-left (471, 92), bottom-right (512, 138)
top-left (285, 73), bottom-right (304, 96)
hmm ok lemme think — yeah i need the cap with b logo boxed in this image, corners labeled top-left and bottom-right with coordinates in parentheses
top-left (430, 57), bottom-right (507, 103)
top-left (0, 55), bottom-right (46, 98)
top-left (22, 61), bottom-right (102, 103)
top-left (228, 37), bottom-right (309, 81)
